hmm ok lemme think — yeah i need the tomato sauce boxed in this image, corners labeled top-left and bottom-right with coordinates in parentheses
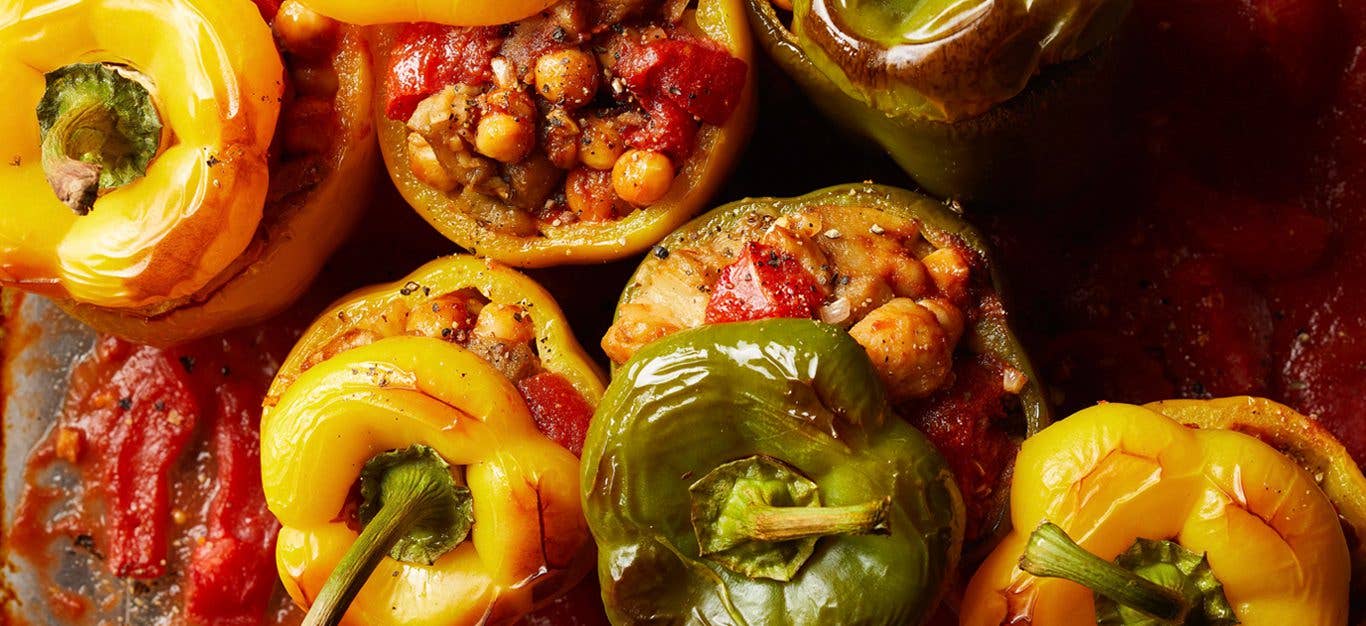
top-left (9, 323), bottom-right (303, 625)
top-left (983, 0), bottom-right (1366, 463)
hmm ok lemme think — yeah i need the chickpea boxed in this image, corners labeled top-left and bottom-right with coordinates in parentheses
top-left (916, 297), bottom-right (965, 345)
top-left (566, 167), bottom-right (617, 221)
top-left (474, 113), bottom-right (533, 163)
top-left (474, 304), bottom-right (535, 345)
top-left (476, 89), bottom-right (537, 163)
top-left (405, 294), bottom-right (473, 341)
top-left (612, 149), bottom-right (674, 206)
top-left (274, 0), bottom-right (337, 57)
top-left (534, 49), bottom-right (599, 109)
top-left (848, 298), bottom-right (953, 401)
top-left (579, 118), bottom-right (624, 170)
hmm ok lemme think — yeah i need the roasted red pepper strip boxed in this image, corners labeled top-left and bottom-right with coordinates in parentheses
top-left (90, 344), bottom-right (200, 579)
top-left (385, 23), bottom-right (498, 120)
top-left (185, 383), bottom-right (280, 626)
top-left (704, 242), bottom-right (821, 324)
top-left (518, 372), bottom-right (596, 457)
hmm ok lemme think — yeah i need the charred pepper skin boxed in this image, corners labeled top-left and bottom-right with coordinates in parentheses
top-left (366, 0), bottom-right (756, 267)
top-left (745, 0), bottom-right (1128, 206)
top-left (962, 399), bottom-right (1353, 626)
top-left (582, 319), bottom-right (964, 626)
top-left (0, 0), bottom-right (376, 345)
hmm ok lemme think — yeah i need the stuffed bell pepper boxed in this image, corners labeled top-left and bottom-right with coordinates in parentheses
top-left (261, 255), bottom-right (605, 625)
top-left (0, 0), bottom-right (377, 345)
top-left (746, 0), bottom-right (1130, 204)
top-left (295, 0), bottom-right (755, 265)
top-left (602, 182), bottom-right (1049, 547)
top-left (962, 397), bottom-right (1366, 626)
top-left (584, 319), bottom-right (964, 625)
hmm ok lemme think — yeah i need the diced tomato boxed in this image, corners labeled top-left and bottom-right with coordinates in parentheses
top-left (385, 23), bottom-right (499, 121)
top-left (617, 38), bottom-right (748, 125)
top-left (517, 372), bottom-right (595, 456)
top-left (78, 345), bottom-right (200, 579)
top-left (626, 98), bottom-right (697, 158)
top-left (185, 383), bottom-right (280, 626)
top-left (704, 242), bottom-right (822, 324)
top-left (905, 355), bottom-right (1015, 543)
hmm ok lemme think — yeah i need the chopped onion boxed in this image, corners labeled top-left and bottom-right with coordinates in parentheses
top-left (1002, 366), bottom-right (1027, 393)
top-left (820, 297), bottom-right (851, 325)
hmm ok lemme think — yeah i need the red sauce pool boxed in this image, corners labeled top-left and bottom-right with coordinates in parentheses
top-left (984, 0), bottom-right (1366, 465)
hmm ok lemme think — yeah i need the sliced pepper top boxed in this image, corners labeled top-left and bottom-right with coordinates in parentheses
top-left (582, 319), bottom-right (964, 625)
top-left (962, 400), bottom-right (1352, 626)
top-left (0, 0), bottom-right (283, 308)
top-left (785, 0), bottom-right (1132, 121)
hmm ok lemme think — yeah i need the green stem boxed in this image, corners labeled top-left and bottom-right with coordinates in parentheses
top-left (746, 496), bottom-right (891, 542)
top-left (302, 448), bottom-right (465, 626)
top-left (37, 63), bottom-right (163, 214)
top-left (1020, 522), bottom-right (1190, 623)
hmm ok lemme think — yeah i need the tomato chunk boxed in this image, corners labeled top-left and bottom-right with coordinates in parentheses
top-left (385, 23), bottom-right (499, 120)
top-left (518, 372), bottom-right (595, 456)
top-left (185, 383), bottom-right (280, 625)
top-left (617, 38), bottom-right (748, 125)
top-left (705, 242), bottom-right (822, 324)
top-left (77, 344), bottom-right (200, 579)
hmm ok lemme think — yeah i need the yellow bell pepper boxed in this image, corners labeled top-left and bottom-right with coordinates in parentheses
top-left (0, 0), bottom-right (377, 345)
top-left (262, 255), bottom-right (605, 625)
top-left (295, 0), bottom-right (556, 26)
top-left (961, 400), bottom-right (1352, 626)
top-left (370, 0), bottom-right (755, 267)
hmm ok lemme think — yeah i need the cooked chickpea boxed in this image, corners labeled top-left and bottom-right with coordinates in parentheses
top-left (405, 294), bottom-right (473, 341)
top-left (474, 304), bottom-right (535, 345)
top-left (274, 0), bottom-right (337, 57)
top-left (916, 297), bottom-right (965, 345)
top-left (848, 298), bottom-right (953, 401)
top-left (475, 112), bottom-right (534, 163)
top-left (612, 149), bottom-right (674, 206)
top-left (566, 167), bottom-right (617, 221)
top-left (580, 118), bottom-right (624, 170)
top-left (535, 49), bottom-right (599, 109)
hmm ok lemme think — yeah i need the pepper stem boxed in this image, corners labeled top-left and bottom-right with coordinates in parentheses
top-left (303, 445), bottom-right (472, 626)
top-left (745, 496), bottom-right (890, 543)
top-left (1019, 522), bottom-right (1189, 623)
top-left (37, 63), bottom-right (164, 214)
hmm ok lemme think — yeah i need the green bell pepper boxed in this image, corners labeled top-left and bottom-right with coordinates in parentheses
top-left (745, 0), bottom-right (1131, 204)
top-left (602, 183), bottom-right (1050, 553)
top-left (582, 319), bottom-right (964, 625)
